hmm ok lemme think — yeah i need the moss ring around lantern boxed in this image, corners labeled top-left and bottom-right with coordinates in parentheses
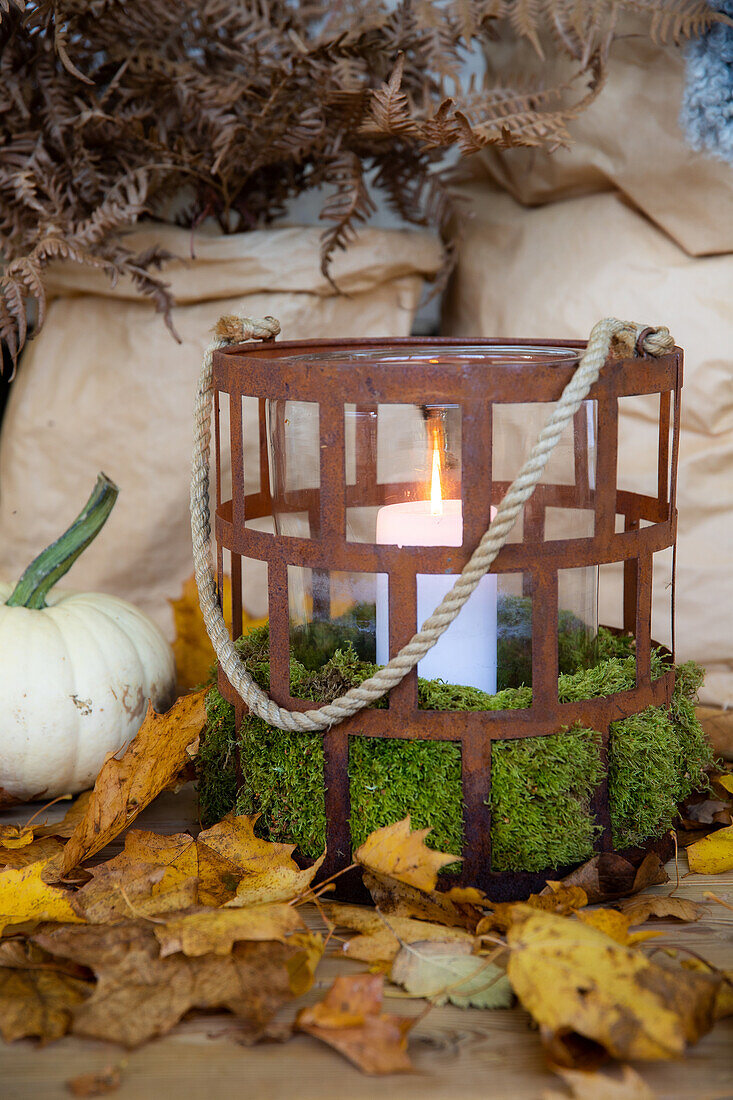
top-left (197, 606), bottom-right (712, 875)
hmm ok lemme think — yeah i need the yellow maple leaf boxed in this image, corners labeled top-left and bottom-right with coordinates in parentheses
top-left (354, 817), bottom-right (459, 893)
top-left (687, 825), bottom-right (733, 875)
top-left (197, 813), bottom-right (322, 907)
top-left (0, 860), bottom-right (83, 934)
top-left (507, 907), bottom-right (719, 1061)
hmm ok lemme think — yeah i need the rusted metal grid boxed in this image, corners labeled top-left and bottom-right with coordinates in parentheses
top-left (213, 337), bottom-right (682, 902)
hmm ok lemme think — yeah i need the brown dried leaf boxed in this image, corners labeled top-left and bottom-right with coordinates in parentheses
top-left (153, 904), bottom-right (304, 957)
top-left (36, 792), bottom-right (94, 839)
top-left (550, 851), bottom-right (669, 905)
top-left (71, 839), bottom-right (199, 925)
top-left (66, 1065), bottom-right (123, 1097)
top-left (354, 817), bottom-right (459, 893)
top-left (325, 902), bottom-right (473, 966)
top-left (679, 957), bottom-right (733, 1020)
top-left (33, 922), bottom-right (321, 1047)
top-left (507, 907), bottom-right (720, 1063)
top-left (60, 691), bottom-right (206, 872)
top-left (0, 823), bottom-right (35, 848)
top-left (616, 895), bottom-right (705, 924)
top-left (296, 974), bottom-right (414, 1075)
top-left (0, 941), bottom-right (93, 1043)
top-left (362, 870), bottom-right (485, 930)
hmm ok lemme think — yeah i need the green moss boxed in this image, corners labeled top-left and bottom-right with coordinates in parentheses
top-left (196, 688), bottom-right (239, 825)
top-left (490, 726), bottom-right (603, 871)
top-left (609, 662), bottom-right (714, 847)
top-left (349, 737), bottom-right (463, 859)
top-left (197, 617), bottom-right (711, 872)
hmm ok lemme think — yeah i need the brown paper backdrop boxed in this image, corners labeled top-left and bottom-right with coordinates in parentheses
top-left (444, 184), bottom-right (733, 707)
top-left (0, 223), bottom-right (442, 638)
top-left (470, 31), bottom-right (733, 258)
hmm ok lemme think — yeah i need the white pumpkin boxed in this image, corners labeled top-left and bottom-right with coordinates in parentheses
top-left (0, 474), bottom-right (176, 801)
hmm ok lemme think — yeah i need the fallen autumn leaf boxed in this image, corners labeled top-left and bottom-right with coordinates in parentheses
top-left (325, 901), bottom-right (473, 966)
top-left (60, 691), bottom-right (206, 872)
top-left (506, 906), bottom-right (720, 1063)
top-left (153, 903), bottom-right (304, 957)
top-left (354, 816), bottom-right (459, 892)
top-left (0, 859), bottom-right (83, 935)
top-left (687, 825), bottom-right (733, 875)
top-left (33, 921), bottom-right (322, 1047)
top-left (296, 973), bottom-right (414, 1075)
top-left (390, 940), bottom-right (512, 1009)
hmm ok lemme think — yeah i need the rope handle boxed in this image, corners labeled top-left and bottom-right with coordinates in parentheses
top-left (191, 316), bottom-right (675, 733)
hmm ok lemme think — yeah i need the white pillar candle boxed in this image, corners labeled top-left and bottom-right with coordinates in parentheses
top-left (375, 499), bottom-right (498, 693)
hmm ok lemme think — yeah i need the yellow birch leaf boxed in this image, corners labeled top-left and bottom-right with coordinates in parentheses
top-left (354, 816), bottom-right (459, 893)
top-left (507, 907), bottom-right (719, 1061)
top-left (687, 825), bottom-right (733, 874)
top-left (0, 860), bottom-right (83, 934)
top-left (154, 903), bottom-right (304, 957)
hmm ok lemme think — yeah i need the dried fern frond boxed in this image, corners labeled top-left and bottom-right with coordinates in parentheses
top-left (0, 0), bottom-right (718, 369)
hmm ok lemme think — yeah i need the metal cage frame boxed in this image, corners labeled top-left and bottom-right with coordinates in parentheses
top-left (212, 337), bottom-right (682, 901)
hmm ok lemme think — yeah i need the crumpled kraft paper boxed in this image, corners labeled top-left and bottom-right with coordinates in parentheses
top-left (0, 223), bottom-right (442, 639)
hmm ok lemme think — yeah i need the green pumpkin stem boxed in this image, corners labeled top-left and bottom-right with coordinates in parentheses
top-left (5, 473), bottom-right (119, 610)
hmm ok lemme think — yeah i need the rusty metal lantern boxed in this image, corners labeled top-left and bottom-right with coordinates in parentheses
top-left (211, 337), bottom-right (681, 901)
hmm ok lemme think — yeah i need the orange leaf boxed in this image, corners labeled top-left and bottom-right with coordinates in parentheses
top-left (296, 974), bottom-right (414, 1074)
top-left (355, 816), bottom-right (458, 892)
top-left (60, 691), bottom-right (206, 873)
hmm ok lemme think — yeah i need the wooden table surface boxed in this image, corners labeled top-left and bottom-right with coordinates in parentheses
top-left (1, 787), bottom-right (732, 1100)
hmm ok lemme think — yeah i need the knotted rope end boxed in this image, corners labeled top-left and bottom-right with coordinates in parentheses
top-left (214, 315), bottom-right (281, 344)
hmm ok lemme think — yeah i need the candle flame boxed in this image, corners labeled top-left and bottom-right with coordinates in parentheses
top-left (429, 422), bottom-right (443, 516)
